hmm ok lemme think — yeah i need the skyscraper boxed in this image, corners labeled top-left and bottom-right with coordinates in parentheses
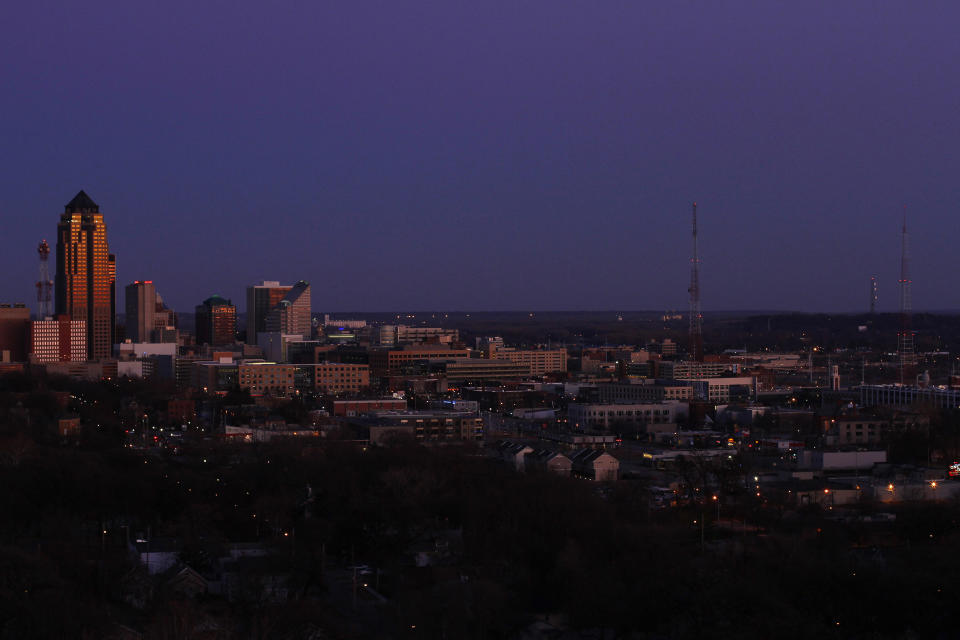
top-left (125, 281), bottom-right (156, 343)
top-left (55, 191), bottom-right (116, 360)
top-left (195, 295), bottom-right (236, 346)
top-left (264, 280), bottom-right (312, 339)
top-left (245, 281), bottom-right (291, 344)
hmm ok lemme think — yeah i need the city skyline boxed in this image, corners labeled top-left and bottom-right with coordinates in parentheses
top-left (2, 3), bottom-right (960, 312)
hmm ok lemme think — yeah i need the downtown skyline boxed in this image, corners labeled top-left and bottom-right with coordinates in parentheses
top-left (2, 2), bottom-right (960, 313)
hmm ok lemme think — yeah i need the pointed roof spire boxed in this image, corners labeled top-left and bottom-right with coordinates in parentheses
top-left (65, 190), bottom-right (99, 213)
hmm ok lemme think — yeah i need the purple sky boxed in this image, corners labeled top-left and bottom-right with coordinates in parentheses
top-left (2, 2), bottom-right (959, 313)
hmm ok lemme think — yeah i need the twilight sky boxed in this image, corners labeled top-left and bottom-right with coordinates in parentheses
top-left (1, 1), bottom-right (959, 313)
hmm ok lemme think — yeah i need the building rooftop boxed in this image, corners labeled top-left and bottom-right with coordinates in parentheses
top-left (64, 190), bottom-right (99, 213)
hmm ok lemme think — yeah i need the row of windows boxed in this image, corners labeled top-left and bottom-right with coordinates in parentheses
top-left (584, 409), bottom-right (670, 417)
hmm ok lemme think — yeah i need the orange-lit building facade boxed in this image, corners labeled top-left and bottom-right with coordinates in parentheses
top-left (29, 316), bottom-right (87, 363)
top-left (55, 191), bottom-right (116, 360)
top-left (312, 362), bottom-right (370, 394)
top-left (245, 281), bottom-right (291, 344)
top-left (195, 295), bottom-right (236, 346)
top-left (237, 363), bottom-right (296, 396)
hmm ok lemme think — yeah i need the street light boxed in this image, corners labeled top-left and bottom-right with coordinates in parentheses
top-left (712, 495), bottom-right (720, 520)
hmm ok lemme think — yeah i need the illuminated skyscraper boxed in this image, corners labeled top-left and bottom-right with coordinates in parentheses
top-left (264, 280), bottom-right (311, 339)
top-left (55, 191), bottom-right (116, 360)
top-left (195, 295), bottom-right (236, 346)
top-left (246, 281), bottom-right (291, 344)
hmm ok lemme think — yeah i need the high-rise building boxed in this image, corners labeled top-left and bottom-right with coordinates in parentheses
top-left (29, 315), bottom-right (86, 363)
top-left (55, 191), bottom-right (115, 360)
top-left (264, 280), bottom-right (311, 339)
top-left (152, 292), bottom-right (176, 340)
top-left (245, 281), bottom-right (291, 344)
top-left (195, 295), bottom-right (236, 346)
top-left (125, 281), bottom-right (156, 343)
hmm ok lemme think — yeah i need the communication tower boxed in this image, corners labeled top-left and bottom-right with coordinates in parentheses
top-left (688, 202), bottom-right (703, 362)
top-left (898, 215), bottom-right (917, 384)
top-left (36, 240), bottom-right (52, 318)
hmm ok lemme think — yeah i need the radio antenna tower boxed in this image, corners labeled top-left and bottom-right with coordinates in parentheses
top-left (869, 276), bottom-right (878, 314)
top-left (898, 212), bottom-right (916, 384)
top-left (36, 239), bottom-right (53, 318)
top-left (688, 202), bottom-right (703, 362)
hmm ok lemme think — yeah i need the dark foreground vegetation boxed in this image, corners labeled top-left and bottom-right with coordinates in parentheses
top-left (3, 418), bottom-right (960, 638)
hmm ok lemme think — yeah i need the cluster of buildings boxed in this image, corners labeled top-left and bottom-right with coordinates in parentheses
top-left (6, 191), bottom-right (960, 500)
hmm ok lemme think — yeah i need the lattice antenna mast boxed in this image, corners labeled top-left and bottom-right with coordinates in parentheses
top-left (898, 212), bottom-right (917, 384)
top-left (36, 240), bottom-right (52, 318)
top-left (870, 276), bottom-right (878, 314)
top-left (688, 202), bottom-right (703, 362)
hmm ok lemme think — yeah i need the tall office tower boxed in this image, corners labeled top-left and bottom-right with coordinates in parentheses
top-left (55, 190), bottom-right (116, 360)
top-left (125, 281), bottom-right (156, 343)
top-left (264, 280), bottom-right (311, 338)
top-left (29, 316), bottom-right (87, 363)
top-left (245, 281), bottom-right (292, 343)
top-left (195, 295), bottom-right (236, 346)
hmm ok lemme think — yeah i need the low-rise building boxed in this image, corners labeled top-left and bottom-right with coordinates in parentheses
top-left (311, 362), bottom-right (370, 394)
top-left (597, 380), bottom-right (693, 403)
top-left (364, 410), bottom-right (483, 442)
top-left (824, 416), bottom-right (887, 446)
top-left (369, 346), bottom-right (470, 376)
top-left (860, 384), bottom-right (960, 409)
top-left (238, 362), bottom-right (297, 396)
top-left (524, 449), bottom-right (572, 476)
top-left (568, 401), bottom-right (686, 433)
top-left (491, 348), bottom-right (567, 376)
top-left (689, 376), bottom-right (755, 402)
top-left (660, 360), bottom-right (733, 379)
top-left (332, 398), bottom-right (408, 416)
top-left (570, 449), bottom-right (619, 482)
top-left (495, 441), bottom-right (534, 471)
top-left (0, 303), bottom-right (30, 362)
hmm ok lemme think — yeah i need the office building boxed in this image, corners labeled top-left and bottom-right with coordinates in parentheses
top-left (860, 384), bottom-right (960, 409)
top-left (152, 292), bottom-right (176, 340)
top-left (369, 345), bottom-right (471, 377)
top-left (597, 380), bottom-right (694, 403)
top-left (568, 402), bottom-right (686, 432)
top-left (237, 362), bottom-right (297, 396)
top-left (29, 316), bottom-right (86, 363)
top-left (125, 281), bottom-right (155, 343)
top-left (690, 376), bottom-right (755, 402)
top-left (362, 410), bottom-right (484, 443)
top-left (311, 362), bottom-right (370, 394)
top-left (660, 360), bottom-right (732, 379)
top-left (0, 304), bottom-right (30, 362)
top-left (246, 281), bottom-right (291, 343)
top-left (195, 295), bottom-right (236, 346)
top-left (494, 348), bottom-right (567, 376)
top-left (246, 280), bottom-right (311, 343)
top-left (55, 191), bottom-right (116, 359)
top-left (264, 280), bottom-right (311, 339)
